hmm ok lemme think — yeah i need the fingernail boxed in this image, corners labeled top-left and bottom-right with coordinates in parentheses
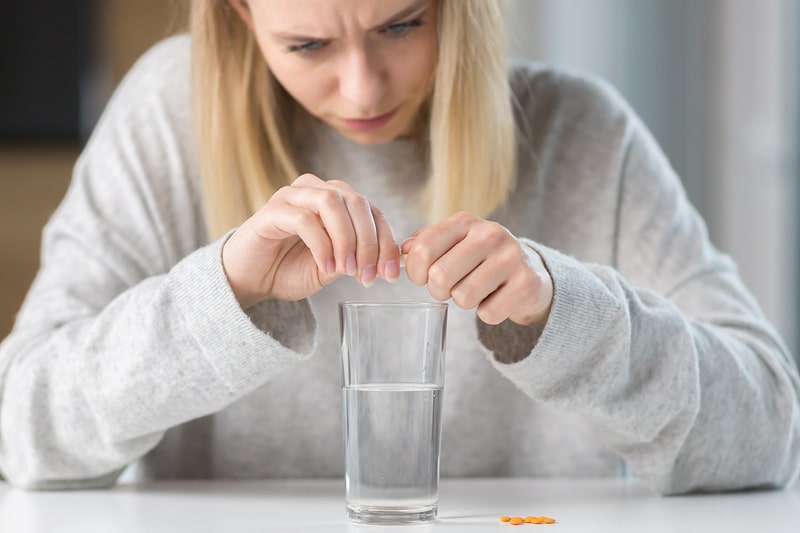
top-left (346, 254), bottom-right (357, 276)
top-left (385, 260), bottom-right (399, 283)
top-left (326, 258), bottom-right (336, 276)
top-left (360, 264), bottom-right (376, 288)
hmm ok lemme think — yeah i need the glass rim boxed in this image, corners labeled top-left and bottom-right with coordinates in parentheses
top-left (338, 301), bottom-right (448, 309)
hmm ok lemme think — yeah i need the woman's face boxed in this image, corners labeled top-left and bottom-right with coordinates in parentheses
top-left (232, 0), bottom-right (439, 145)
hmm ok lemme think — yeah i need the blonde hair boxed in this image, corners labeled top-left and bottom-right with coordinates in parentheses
top-left (191, 0), bottom-right (515, 240)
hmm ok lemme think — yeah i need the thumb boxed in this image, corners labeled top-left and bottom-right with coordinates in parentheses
top-left (400, 236), bottom-right (416, 254)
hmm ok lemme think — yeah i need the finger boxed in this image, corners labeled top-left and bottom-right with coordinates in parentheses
top-left (318, 180), bottom-right (380, 284)
top-left (475, 285), bottom-right (512, 325)
top-left (400, 236), bottom-right (415, 254)
top-left (267, 204), bottom-right (336, 276)
top-left (325, 179), bottom-right (356, 192)
top-left (400, 228), bottom-right (423, 251)
top-left (425, 238), bottom-right (484, 301)
top-left (370, 204), bottom-right (402, 284)
top-left (478, 277), bottom-right (542, 325)
top-left (476, 250), bottom-right (553, 325)
top-left (291, 172), bottom-right (328, 188)
top-left (294, 177), bottom-right (375, 281)
top-left (404, 213), bottom-right (477, 285)
top-left (449, 258), bottom-right (508, 312)
top-left (290, 176), bottom-right (387, 284)
top-left (337, 190), bottom-right (379, 285)
top-left (278, 185), bottom-right (357, 277)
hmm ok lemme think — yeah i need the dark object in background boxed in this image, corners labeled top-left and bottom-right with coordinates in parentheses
top-left (0, 0), bottom-right (94, 142)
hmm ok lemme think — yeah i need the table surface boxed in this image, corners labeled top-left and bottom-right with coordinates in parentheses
top-left (1, 477), bottom-right (798, 532)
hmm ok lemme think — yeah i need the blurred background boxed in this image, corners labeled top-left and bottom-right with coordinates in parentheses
top-left (1, 0), bottom-right (798, 360)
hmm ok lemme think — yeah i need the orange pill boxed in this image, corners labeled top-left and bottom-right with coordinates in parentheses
top-left (523, 516), bottom-right (536, 523)
top-left (541, 517), bottom-right (556, 524)
top-left (500, 516), bottom-right (512, 522)
top-left (509, 517), bottom-right (524, 525)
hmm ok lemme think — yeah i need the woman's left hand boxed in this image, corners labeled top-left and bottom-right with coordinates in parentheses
top-left (401, 212), bottom-right (553, 326)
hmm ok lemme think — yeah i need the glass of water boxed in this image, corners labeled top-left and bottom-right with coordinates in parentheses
top-left (339, 301), bottom-right (448, 524)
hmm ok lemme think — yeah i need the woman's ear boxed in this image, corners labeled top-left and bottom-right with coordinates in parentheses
top-left (228, 0), bottom-right (254, 29)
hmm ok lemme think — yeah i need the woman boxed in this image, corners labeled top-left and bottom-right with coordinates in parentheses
top-left (0, 0), bottom-right (798, 494)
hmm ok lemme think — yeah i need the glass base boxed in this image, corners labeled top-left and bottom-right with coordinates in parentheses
top-left (347, 503), bottom-right (437, 525)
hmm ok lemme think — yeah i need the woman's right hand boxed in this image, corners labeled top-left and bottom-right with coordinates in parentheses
top-left (221, 173), bottom-right (402, 309)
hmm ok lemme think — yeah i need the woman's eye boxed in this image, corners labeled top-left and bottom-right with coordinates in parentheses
top-left (382, 19), bottom-right (423, 37)
top-left (288, 41), bottom-right (325, 53)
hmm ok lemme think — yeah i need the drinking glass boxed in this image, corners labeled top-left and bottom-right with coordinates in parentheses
top-left (339, 302), bottom-right (448, 524)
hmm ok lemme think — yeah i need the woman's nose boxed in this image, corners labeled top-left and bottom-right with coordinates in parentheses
top-left (338, 49), bottom-right (385, 114)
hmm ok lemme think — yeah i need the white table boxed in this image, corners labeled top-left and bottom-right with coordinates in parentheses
top-left (0, 478), bottom-right (797, 532)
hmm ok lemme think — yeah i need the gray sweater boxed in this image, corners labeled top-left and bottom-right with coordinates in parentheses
top-left (1, 35), bottom-right (798, 494)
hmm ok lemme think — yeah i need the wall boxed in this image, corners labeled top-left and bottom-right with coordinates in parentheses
top-left (509, 0), bottom-right (799, 355)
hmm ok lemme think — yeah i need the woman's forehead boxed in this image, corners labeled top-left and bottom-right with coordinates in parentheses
top-left (254, 0), bottom-right (434, 35)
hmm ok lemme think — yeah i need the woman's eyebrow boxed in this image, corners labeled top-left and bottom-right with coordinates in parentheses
top-left (272, 0), bottom-right (432, 42)
top-left (371, 0), bottom-right (431, 29)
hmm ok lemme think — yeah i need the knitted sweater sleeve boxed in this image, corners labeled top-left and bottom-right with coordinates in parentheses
top-left (0, 36), bottom-right (316, 489)
top-left (478, 68), bottom-right (800, 494)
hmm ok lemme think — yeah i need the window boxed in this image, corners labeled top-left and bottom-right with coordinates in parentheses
top-left (0, 0), bottom-right (94, 142)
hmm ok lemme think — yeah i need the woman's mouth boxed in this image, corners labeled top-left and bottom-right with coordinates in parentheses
top-left (339, 107), bottom-right (399, 131)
